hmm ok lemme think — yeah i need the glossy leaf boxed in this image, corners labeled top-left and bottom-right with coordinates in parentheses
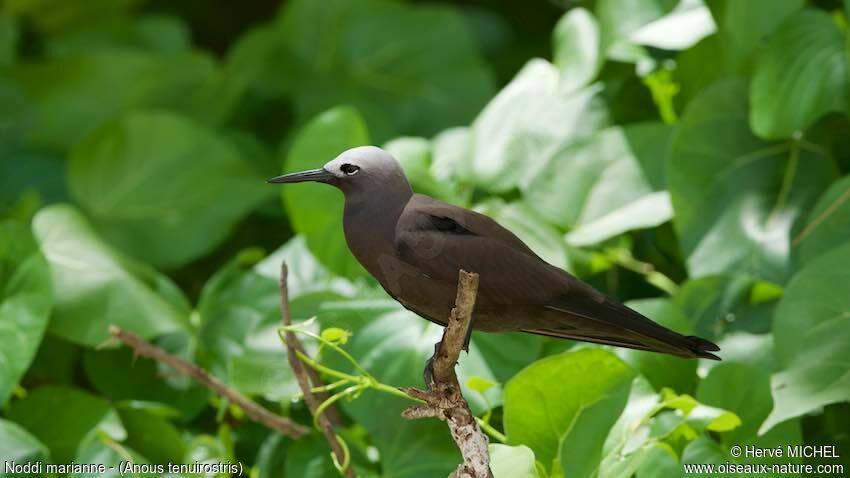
top-left (466, 59), bottom-right (609, 192)
top-left (763, 243), bottom-right (850, 432)
top-left (8, 50), bottom-right (234, 150)
top-left (553, 8), bottom-right (600, 93)
top-left (503, 348), bottom-right (635, 473)
top-left (229, 0), bottom-right (494, 141)
top-left (750, 9), bottom-right (849, 139)
top-left (5, 386), bottom-right (126, 463)
top-left (526, 122), bottom-right (672, 234)
top-left (794, 174), bottom-right (850, 265)
top-left (0, 418), bottom-right (49, 464)
top-left (32, 205), bottom-right (190, 346)
top-left (69, 111), bottom-right (271, 268)
top-left (0, 221), bottom-right (51, 405)
top-left (668, 79), bottom-right (837, 283)
top-left (490, 444), bottom-right (540, 478)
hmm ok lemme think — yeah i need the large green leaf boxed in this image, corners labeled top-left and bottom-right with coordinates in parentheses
top-left (0, 418), bottom-right (49, 465)
top-left (595, 0), bottom-right (678, 60)
top-left (197, 253), bottom-right (306, 402)
top-left (696, 363), bottom-right (772, 444)
top-left (763, 243), bottom-right (850, 432)
top-left (553, 7), bottom-right (600, 93)
top-left (6, 386), bottom-right (126, 463)
top-left (116, 406), bottom-right (186, 464)
top-left (668, 79), bottom-right (837, 283)
top-left (229, 0), bottom-right (494, 141)
top-left (794, 174), bottom-right (850, 265)
top-left (0, 221), bottom-right (51, 405)
top-left (83, 347), bottom-right (208, 420)
top-left (68, 111), bottom-right (270, 268)
top-left (490, 444), bottom-right (540, 478)
top-left (281, 107), bottom-right (369, 280)
top-left (45, 15), bottom-right (190, 57)
top-left (32, 205), bottom-right (190, 346)
top-left (465, 59), bottom-right (609, 192)
top-left (750, 9), bottom-right (850, 140)
top-left (705, 0), bottom-right (803, 71)
top-left (525, 122), bottom-right (672, 240)
top-left (8, 49), bottom-right (234, 150)
top-left (503, 348), bottom-right (635, 474)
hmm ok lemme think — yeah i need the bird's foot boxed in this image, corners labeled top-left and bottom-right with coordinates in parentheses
top-left (423, 341), bottom-right (441, 388)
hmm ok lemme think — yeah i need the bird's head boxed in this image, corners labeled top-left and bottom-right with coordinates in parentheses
top-left (268, 146), bottom-right (411, 198)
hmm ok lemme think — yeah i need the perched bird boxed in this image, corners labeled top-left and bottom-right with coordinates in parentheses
top-left (269, 146), bottom-right (720, 360)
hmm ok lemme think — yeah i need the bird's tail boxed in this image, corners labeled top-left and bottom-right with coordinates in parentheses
top-left (528, 295), bottom-right (721, 360)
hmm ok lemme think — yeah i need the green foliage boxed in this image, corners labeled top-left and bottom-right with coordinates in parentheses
top-left (0, 221), bottom-right (51, 406)
top-left (2, 0), bottom-right (850, 475)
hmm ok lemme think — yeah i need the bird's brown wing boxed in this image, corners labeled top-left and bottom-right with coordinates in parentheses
top-left (395, 194), bottom-right (720, 360)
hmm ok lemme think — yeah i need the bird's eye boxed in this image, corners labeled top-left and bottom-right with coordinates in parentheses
top-left (340, 164), bottom-right (360, 176)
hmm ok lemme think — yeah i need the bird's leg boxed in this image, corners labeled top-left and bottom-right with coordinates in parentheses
top-left (423, 341), bottom-right (441, 388)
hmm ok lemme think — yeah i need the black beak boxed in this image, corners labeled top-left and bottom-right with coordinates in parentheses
top-left (267, 168), bottom-right (335, 184)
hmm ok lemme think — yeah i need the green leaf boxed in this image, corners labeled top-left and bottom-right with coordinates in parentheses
top-left (750, 9), bottom-right (850, 140)
top-left (466, 59), bottom-right (609, 192)
top-left (763, 243), bottom-right (850, 432)
top-left (68, 111), bottom-right (270, 268)
top-left (490, 444), bottom-right (540, 478)
top-left (0, 149), bottom-right (67, 205)
top-left (566, 191), bottom-right (673, 247)
top-left (553, 7), bottom-right (600, 93)
top-left (32, 204), bottom-right (190, 346)
top-left (83, 347), bottom-right (208, 420)
top-left (636, 444), bottom-right (679, 478)
top-left (794, 174), bottom-right (850, 265)
top-left (116, 406), bottom-right (186, 464)
top-left (668, 79), bottom-right (837, 283)
top-left (617, 299), bottom-right (698, 394)
top-left (383, 136), bottom-right (467, 205)
top-left (503, 348), bottom-right (635, 473)
top-left (281, 106), bottom-right (370, 280)
top-left (0, 418), bottom-right (49, 464)
top-left (45, 15), bottom-right (191, 57)
top-left (526, 122), bottom-right (672, 234)
top-left (628, 0), bottom-right (716, 51)
top-left (706, 0), bottom-right (804, 71)
top-left (0, 221), bottom-right (51, 406)
top-left (748, 280), bottom-right (783, 305)
top-left (6, 386), bottom-right (126, 463)
top-left (229, 0), bottom-right (494, 141)
top-left (696, 362), bottom-right (773, 444)
top-left (197, 253), bottom-right (304, 402)
top-left (595, 0), bottom-right (678, 61)
top-left (8, 49), bottom-right (235, 150)
top-left (254, 235), bottom-right (358, 299)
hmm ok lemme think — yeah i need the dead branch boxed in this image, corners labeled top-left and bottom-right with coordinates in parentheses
top-left (108, 325), bottom-right (307, 438)
top-left (402, 270), bottom-right (493, 478)
top-left (279, 263), bottom-right (357, 478)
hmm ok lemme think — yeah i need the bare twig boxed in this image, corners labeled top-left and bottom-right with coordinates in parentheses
top-left (279, 263), bottom-right (357, 478)
top-left (402, 270), bottom-right (493, 478)
top-left (108, 325), bottom-right (307, 438)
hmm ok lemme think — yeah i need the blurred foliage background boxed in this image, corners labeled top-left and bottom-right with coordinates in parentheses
top-left (1, 0), bottom-right (850, 476)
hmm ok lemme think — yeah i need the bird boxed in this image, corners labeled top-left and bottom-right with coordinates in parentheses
top-left (269, 146), bottom-right (720, 361)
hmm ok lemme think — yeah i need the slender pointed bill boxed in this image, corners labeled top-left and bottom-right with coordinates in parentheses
top-left (267, 169), bottom-right (335, 184)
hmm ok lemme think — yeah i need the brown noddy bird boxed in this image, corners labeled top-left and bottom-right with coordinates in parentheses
top-left (270, 146), bottom-right (720, 361)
